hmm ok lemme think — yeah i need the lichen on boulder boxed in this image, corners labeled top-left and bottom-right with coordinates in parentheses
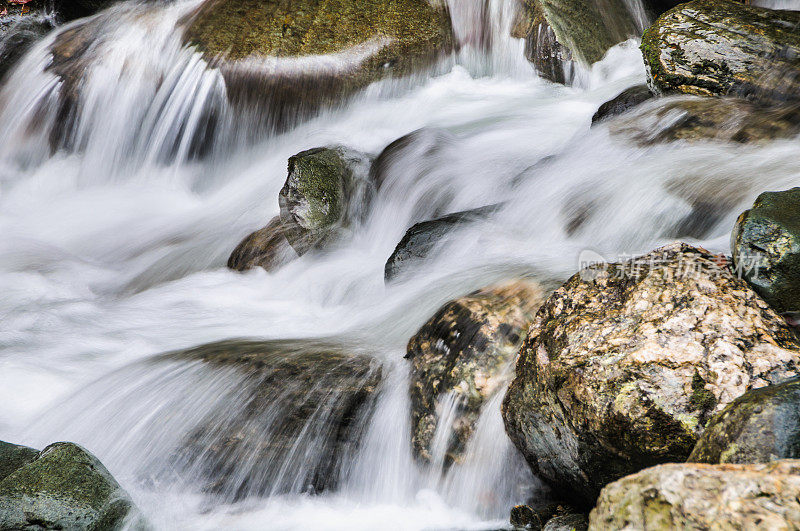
top-left (502, 242), bottom-right (800, 506)
top-left (0, 441), bottom-right (139, 530)
top-left (732, 188), bottom-right (800, 315)
top-left (641, 0), bottom-right (800, 103)
top-left (407, 280), bottom-right (546, 464)
top-left (589, 460), bottom-right (800, 529)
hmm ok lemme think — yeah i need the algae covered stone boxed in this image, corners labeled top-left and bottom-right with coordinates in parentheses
top-left (732, 188), bottom-right (800, 315)
top-left (0, 441), bottom-right (38, 482)
top-left (407, 280), bottom-right (546, 464)
top-left (589, 460), bottom-right (800, 529)
top-left (690, 377), bottom-right (800, 465)
top-left (502, 243), bottom-right (800, 505)
top-left (279, 147), bottom-right (372, 255)
top-left (641, 0), bottom-right (800, 103)
top-left (0, 442), bottom-right (138, 530)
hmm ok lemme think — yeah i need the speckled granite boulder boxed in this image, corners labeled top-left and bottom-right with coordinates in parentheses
top-left (502, 243), bottom-right (800, 505)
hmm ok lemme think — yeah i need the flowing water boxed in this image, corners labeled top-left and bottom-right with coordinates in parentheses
top-left (1, 0), bottom-right (800, 529)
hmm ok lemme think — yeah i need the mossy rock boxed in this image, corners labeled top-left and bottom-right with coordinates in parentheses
top-left (182, 0), bottom-right (453, 126)
top-left (0, 442), bottom-right (138, 530)
top-left (279, 146), bottom-right (372, 255)
top-left (641, 0), bottom-right (800, 103)
top-left (0, 441), bottom-right (39, 482)
top-left (732, 188), bottom-right (800, 315)
top-left (689, 377), bottom-right (800, 464)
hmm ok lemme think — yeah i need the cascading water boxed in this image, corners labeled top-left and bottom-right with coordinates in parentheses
top-left (2, 0), bottom-right (800, 529)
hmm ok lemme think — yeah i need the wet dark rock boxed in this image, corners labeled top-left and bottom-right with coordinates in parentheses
top-left (589, 460), bottom-right (800, 529)
top-left (591, 84), bottom-right (654, 123)
top-left (0, 441), bottom-right (39, 482)
top-left (510, 503), bottom-right (545, 529)
top-left (0, 441), bottom-right (139, 530)
top-left (279, 146), bottom-right (373, 255)
top-left (513, 0), bottom-right (640, 83)
top-left (182, 0), bottom-right (453, 130)
top-left (171, 339), bottom-right (382, 499)
top-left (385, 205), bottom-right (500, 282)
top-left (610, 96), bottom-right (800, 145)
top-left (689, 377), bottom-right (800, 464)
top-left (58, 0), bottom-right (120, 21)
top-left (227, 216), bottom-right (297, 272)
top-left (732, 188), bottom-right (800, 315)
top-left (406, 280), bottom-right (546, 464)
top-left (502, 243), bottom-right (800, 506)
top-left (543, 513), bottom-right (587, 531)
top-left (641, 0), bottom-right (800, 104)
top-left (0, 6), bottom-right (56, 83)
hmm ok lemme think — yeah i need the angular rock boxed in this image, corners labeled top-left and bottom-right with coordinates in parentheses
top-left (0, 441), bottom-right (38, 482)
top-left (182, 0), bottom-right (453, 128)
top-left (227, 216), bottom-right (297, 272)
top-left (591, 84), bottom-right (654, 123)
top-left (690, 377), bottom-right (800, 465)
top-left (641, 0), bottom-right (800, 103)
top-left (609, 96), bottom-right (800, 145)
top-left (732, 188), bottom-right (800, 315)
top-left (407, 280), bottom-right (546, 464)
top-left (513, 0), bottom-right (641, 82)
top-left (279, 147), bottom-right (373, 255)
top-left (171, 339), bottom-right (382, 499)
top-left (589, 460), bottom-right (800, 529)
top-left (385, 205), bottom-right (500, 282)
top-left (0, 441), bottom-right (138, 530)
top-left (502, 243), bottom-right (800, 506)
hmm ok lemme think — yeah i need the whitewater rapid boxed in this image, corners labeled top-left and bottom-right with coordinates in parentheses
top-left (2, 0), bottom-right (800, 529)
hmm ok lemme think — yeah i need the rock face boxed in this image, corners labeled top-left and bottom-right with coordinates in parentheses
top-left (385, 205), bottom-right (500, 282)
top-left (641, 0), bottom-right (800, 103)
top-left (227, 216), bottom-right (297, 272)
top-left (407, 280), bottom-right (546, 464)
top-left (279, 147), bottom-right (372, 255)
top-left (171, 339), bottom-right (382, 499)
top-left (183, 0), bottom-right (453, 127)
top-left (690, 377), bottom-right (800, 464)
top-left (732, 188), bottom-right (800, 315)
top-left (591, 85), bottom-right (654, 123)
top-left (513, 0), bottom-right (640, 82)
top-left (0, 441), bottom-right (138, 530)
top-left (609, 96), bottom-right (800, 145)
top-left (502, 243), bottom-right (800, 506)
top-left (589, 460), bottom-right (800, 529)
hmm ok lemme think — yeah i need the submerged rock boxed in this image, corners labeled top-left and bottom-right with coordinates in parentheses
top-left (732, 188), bottom-right (800, 315)
top-left (172, 339), bottom-right (382, 499)
top-left (0, 441), bottom-right (139, 530)
top-left (591, 85), bottom-right (653, 123)
top-left (609, 96), bottom-right (800, 145)
top-left (227, 216), bottom-right (297, 272)
top-left (641, 0), bottom-right (800, 103)
top-left (279, 147), bottom-right (373, 255)
top-left (589, 460), bottom-right (800, 529)
top-left (385, 205), bottom-right (500, 282)
top-left (513, 0), bottom-right (640, 82)
top-left (690, 378), bottom-right (800, 465)
top-left (407, 280), bottom-right (546, 464)
top-left (502, 243), bottom-right (800, 506)
top-left (182, 0), bottom-right (453, 129)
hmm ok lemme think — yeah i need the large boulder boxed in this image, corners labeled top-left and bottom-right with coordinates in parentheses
top-left (279, 147), bottom-right (373, 255)
top-left (641, 0), bottom-right (800, 103)
top-left (170, 339), bottom-right (382, 499)
top-left (502, 243), bottom-right (800, 506)
top-left (406, 280), bottom-right (546, 464)
top-left (589, 460), bottom-right (800, 529)
top-left (732, 188), bottom-right (800, 315)
top-left (690, 377), bottom-right (800, 465)
top-left (609, 96), bottom-right (800, 145)
top-left (0, 441), bottom-right (39, 482)
top-left (182, 0), bottom-right (454, 128)
top-left (513, 0), bottom-right (640, 83)
top-left (227, 215), bottom-right (297, 272)
top-left (385, 205), bottom-right (500, 282)
top-left (0, 441), bottom-right (139, 530)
